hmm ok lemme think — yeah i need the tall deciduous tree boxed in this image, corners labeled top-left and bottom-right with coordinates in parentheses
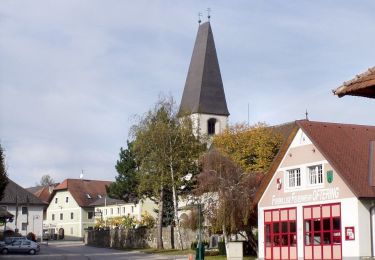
top-left (107, 141), bottom-right (139, 203)
top-left (131, 96), bottom-right (206, 249)
top-left (0, 144), bottom-right (8, 201)
top-left (213, 123), bottom-right (283, 173)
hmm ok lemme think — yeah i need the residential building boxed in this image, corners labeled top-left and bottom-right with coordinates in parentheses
top-left (0, 179), bottom-right (46, 238)
top-left (179, 21), bottom-right (229, 137)
top-left (90, 197), bottom-right (157, 223)
top-left (256, 120), bottom-right (375, 259)
top-left (45, 178), bottom-right (111, 240)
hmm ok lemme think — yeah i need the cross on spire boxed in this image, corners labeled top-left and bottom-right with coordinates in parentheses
top-left (305, 109), bottom-right (309, 120)
top-left (207, 8), bottom-right (211, 21)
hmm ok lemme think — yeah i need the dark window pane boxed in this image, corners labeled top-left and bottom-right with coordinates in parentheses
top-left (323, 232), bottom-right (331, 244)
top-left (305, 220), bottom-right (312, 232)
top-left (281, 234), bottom-right (288, 246)
top-left (290, 234), bottom-right (297, 246)
top-left (323, 218), bottom-right (331, 231)
top-left (290, 221), bottom-right (296, 232)
top-left (281, 222), bottom-right (288, 233)
top-left (273, 235), bottom-right (280, 246)
top-left (333, 217), bottom-right (341, 230)
top-left (273, 222), bottom-right (280, 233)
top-left (305, 233), bottom-right (312, 245)
top-left (314, 219), bottom-right (321, 231)
top-left (265, 224), bottom-right (271, 236)
top-left (313, 232), bottom-right (321, 245)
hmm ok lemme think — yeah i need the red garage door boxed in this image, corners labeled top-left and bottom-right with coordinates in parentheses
top-left (303, 203), bottom-right (342, 259)
top-left (264, 208), bottom-right (297, 260)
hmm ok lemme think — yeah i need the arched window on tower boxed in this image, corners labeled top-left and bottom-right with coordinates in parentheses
top-left (207, 118), bottom-right (217, 135)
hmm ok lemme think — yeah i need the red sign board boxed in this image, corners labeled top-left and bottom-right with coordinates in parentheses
top-left (345, 226), bottom-right (355, 240)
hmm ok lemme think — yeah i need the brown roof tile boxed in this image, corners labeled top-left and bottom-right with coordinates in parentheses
top-left (298, 120), bottom-right (375, 198)
top-left (333, 66), bottom-right (375, 98)
top-left (54, 179), bottom-right (112, 207)
top-left (27, 184), bottom-right (59, 203)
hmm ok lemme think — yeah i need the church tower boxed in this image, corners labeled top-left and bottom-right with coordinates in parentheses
top-left (179, 21), bottom-right (229, 137)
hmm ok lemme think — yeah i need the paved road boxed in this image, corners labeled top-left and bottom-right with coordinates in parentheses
top-left (1, 241), bottom-right (189, 260)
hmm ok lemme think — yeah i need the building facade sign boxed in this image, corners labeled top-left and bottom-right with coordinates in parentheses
top-left (271, 187), bottom-right (340, 206)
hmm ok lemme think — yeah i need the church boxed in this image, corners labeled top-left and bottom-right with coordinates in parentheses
top-left (179, 21), bottom-right (230, 137)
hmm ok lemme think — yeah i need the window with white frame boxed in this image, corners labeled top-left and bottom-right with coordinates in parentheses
top-left (308, 165), bottom-right (323, 185)
top-left (286, 168), bottom-right (301, 188)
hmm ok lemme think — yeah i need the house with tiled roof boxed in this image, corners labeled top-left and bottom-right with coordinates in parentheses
top-left (256, 120), bottom-right (375, 259)
top-left (45, 178), bottom-right (111, 240)
top-left (333, 66), bottom-right (375, 98)
top-left (0, 179), bottom-right (46, 238)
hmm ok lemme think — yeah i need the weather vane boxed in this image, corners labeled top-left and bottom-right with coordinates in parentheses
top-left (305, 109), bottom-right (309, 120)
top-left (198, 12), bottom-right (202, 24)
top-left (207, 8), bottom-right (211, 21)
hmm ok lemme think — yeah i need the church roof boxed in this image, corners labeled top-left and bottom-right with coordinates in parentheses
top-left (179, 22), bottom-right (229, 116)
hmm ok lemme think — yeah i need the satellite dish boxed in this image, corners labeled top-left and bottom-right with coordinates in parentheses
top-left (80, 170), bottom-right (84, 179)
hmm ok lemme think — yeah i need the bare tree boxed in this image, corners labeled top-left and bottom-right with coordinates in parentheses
top-left (38, 174), bottom-right (55, 186)
top-left (196, 149), bottom-right (263, 255)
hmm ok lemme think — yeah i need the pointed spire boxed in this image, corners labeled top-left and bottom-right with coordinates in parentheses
top-left (179, 22), bottom-right (229, 116)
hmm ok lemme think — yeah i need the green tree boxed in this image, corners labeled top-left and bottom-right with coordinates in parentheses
top-left (107, 141), bottom-right (140, 203)
top-left (0, 144), bottom-right (8, 201)
top-left (132, 96), bottom-right (206, 249)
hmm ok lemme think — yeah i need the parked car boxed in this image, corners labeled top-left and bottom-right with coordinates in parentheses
top-left (0, 239), bottom-right (40, 255)
top-left (3, 236), bottom-right (27, 244)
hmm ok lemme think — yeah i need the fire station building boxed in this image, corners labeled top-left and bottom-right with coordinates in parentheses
top-left (257, 120), bottom-right (375, 259)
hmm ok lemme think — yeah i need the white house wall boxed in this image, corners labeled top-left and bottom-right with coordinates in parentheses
top-left (2, 205), bottom-right (44, 238)
top-left (46, 190), bottom-right (95, 239)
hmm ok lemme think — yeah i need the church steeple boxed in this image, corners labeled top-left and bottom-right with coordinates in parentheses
top-left (179, 21), bottom-right (229, 117)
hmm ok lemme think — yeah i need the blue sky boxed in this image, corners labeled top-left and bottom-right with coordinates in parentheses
top-left (1, 0), bottom-right (374, 187)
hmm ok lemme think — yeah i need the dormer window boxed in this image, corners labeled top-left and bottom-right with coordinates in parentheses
top-left (207, 118), bottom-right (217, 135)
top-left (286, 168), bottom-right (301, 188)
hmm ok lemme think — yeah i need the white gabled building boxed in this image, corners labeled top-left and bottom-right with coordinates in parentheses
top-left (256, 120), bottom-right (375, 259)
top-left (45, 178), bottom-right (111, 240)
top-left (0, 179), bottom-right (46, 239)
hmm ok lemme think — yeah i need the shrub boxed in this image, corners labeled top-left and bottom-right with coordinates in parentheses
top-left (218, 241), bottom-right (226, 255)
top-left (139, 212), bottom-right (155, 228)
top-left (27, 232), bottom-right (36, 242)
